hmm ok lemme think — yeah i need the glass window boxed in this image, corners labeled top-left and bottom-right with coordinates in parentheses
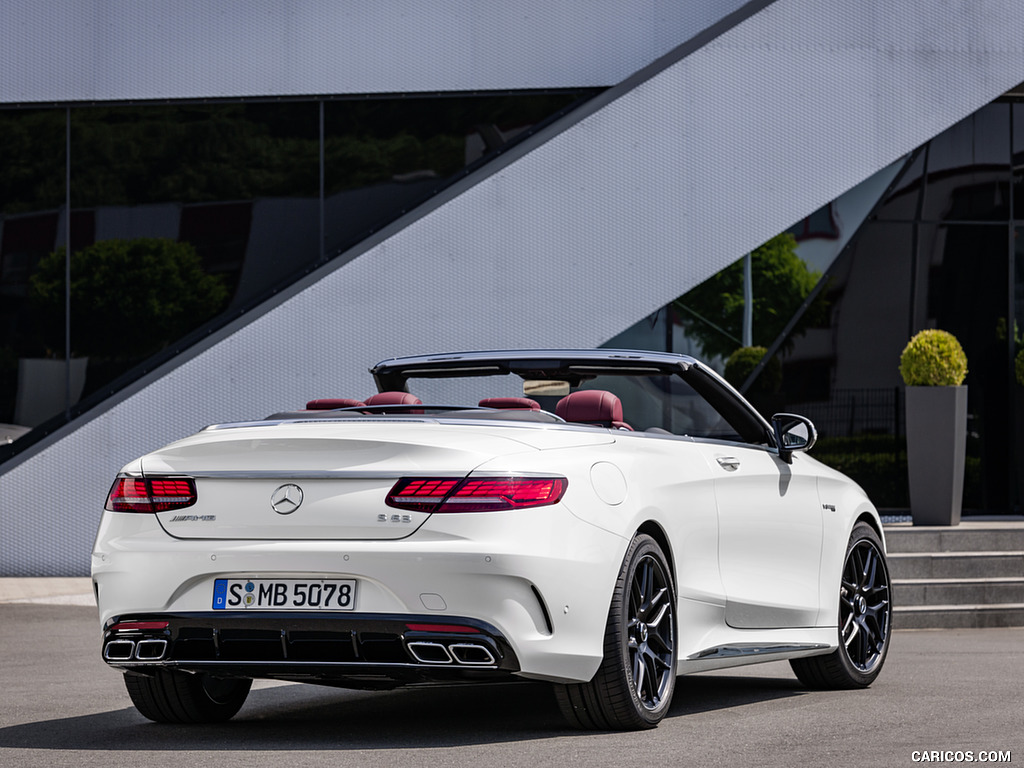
top-left (918, 223), bottom-right (1010, 510)
top-left (923, 104), bottom-right (1010, 222)
top-left (876, 150), bottom-right (925, 221)
top-left (52, 103), bottom-right (323, 403)
top-left (323, 93), bottom-right (593, 258)
top-left (1, 92), bottom-right (598, 445)
top-left (406, 370), bottom-right (752, 442)
top-left (0, 109), bottom-right (66, 428)
top-left (1011, 103), bottom-right (1024, 219)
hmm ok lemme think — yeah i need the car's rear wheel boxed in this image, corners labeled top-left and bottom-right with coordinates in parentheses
top-left (124, 670), bottom-right (252, 723)
top-left (790, 521), bottom-right (892, 688)
top-left (555, 533), bottom-right (677, 730)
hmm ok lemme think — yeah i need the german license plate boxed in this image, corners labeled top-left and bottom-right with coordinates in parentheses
top-left (213, 579), bottom-right (356, 610)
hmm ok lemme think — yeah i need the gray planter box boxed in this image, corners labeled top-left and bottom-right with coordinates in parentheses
top-left (905, 385), bottom-right (967, 526)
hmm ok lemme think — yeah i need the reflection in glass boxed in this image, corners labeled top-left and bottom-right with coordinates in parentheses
top-left (876, 149), bottom-right (924, 221)
top-left (323, 94), bottom-right (588, 258)
top-left (922, 103), bottom-right (1010, 222)
top-left (1012, 104), bottom-right (1024, 220)
top-left (0, 92), bottom-right (597, 441)
top-left (919, 224), bottom-right (1011, 510)
top-left (0, 109), bottom-right (66, 427)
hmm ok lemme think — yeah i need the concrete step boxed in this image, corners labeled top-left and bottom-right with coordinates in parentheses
top-left (893, 603), bottom-right (1024, 629)
top-left (885, 525), bottom-right (1024, 554)
top-left (881, 520), bottom-right (1024, 628)
top-left (892, 577), bottom-right (1024, 607)
top-left (887, 551), bottom-right (1024, 580)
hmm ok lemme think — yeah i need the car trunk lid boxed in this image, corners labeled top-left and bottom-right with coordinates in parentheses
top-left (141, 420), bottom-right (536, 540)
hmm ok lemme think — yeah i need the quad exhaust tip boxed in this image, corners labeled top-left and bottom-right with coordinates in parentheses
top-left (448, 643), bottom-right (495, 665)
top-left (103, 638), bottom-right (168, 661)
top-left (406, 640), bottom-right (495, 666)
top-left (135, 639), bottom-right (168, 659)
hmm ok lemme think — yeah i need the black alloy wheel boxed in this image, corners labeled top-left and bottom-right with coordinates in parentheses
top-left (790, 522), bottom-right (892, 688)
top-left (555, 533), bottom-right (677, 730)
top-left (627, 550), bottom-right (676, 711)
top-left (840, 531), bottom-right (891, 673)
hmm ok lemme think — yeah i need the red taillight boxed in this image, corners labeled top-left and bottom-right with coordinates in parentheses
top-left (384, 478), bottom-right (460, 511)
top-left (105, 477), bottom-right (197, 513)
top-left (147, 478), bottom-right (198, 511)
top-left (386, 476), bottom-right (567, 513)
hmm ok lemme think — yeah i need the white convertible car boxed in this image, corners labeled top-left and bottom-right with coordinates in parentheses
top-left (92, 349), bottom-right (891, 730)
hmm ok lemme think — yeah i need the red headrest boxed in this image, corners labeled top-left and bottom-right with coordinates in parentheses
top-left (478, 397), bottom-right (541, 410)
top-left (555, 390), bottom-right (630, 429)
top-left (305, 398), bottom-right (365, 410)
top-left (365, 391), bottom-right (422, 407)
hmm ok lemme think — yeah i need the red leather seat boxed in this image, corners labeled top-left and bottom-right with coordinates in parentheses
top-left (364, 391), bottom-right (423, 414)
top-left (478, 397), bottom-right (541, 410)
top-left (305, 398), bottom-right (365, 410)
top-left (555, 390), bottom-right (632, 430)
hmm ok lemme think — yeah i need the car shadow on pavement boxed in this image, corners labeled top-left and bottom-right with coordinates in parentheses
top-left (0, 674), bottom-right (807, 751)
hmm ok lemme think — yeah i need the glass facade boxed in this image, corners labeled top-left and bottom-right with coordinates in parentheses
top-left (6, 89), bottom-right (1024, 514)
top-left (610, 99), bottom-right (1024, 514)
top-left (0, 91), bottom-right (596, 446)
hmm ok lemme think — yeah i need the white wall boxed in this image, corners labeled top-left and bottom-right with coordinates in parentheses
top-left (4, 0), bottom-right (1024, 574)
top-left (0, 0), bottom-right (749, 102)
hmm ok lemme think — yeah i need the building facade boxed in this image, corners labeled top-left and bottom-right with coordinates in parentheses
top-left (3, 0), bottom-right (1024, 574)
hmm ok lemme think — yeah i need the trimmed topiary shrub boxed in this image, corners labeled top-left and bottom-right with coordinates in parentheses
top-left (723, 346), bottom-right (782, 394)
top-left (898, 329), bottom-right (967, 386)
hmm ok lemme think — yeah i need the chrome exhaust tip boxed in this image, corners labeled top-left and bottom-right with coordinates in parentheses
top-left (134, 639), bottom-right (168, 660)
top-left (448, 642), bottom-right (496, 665)
top-left (104, 639), bottom-right (136, 661)
top-left (407, 641), bottom-right (454, 664)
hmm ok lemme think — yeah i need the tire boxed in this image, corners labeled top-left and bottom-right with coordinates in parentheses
top-left (790, 521), bottom-right (892, 689)
top-left (555, 533), bottom-right (677, 730)
top-left (124, 670), bottom-right (252, 723)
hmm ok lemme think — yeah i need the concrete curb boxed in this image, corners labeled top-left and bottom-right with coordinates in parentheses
top-left (0, 578), bottom-right (94, 606)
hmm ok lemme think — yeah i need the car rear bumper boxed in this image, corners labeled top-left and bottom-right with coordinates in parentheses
top-left (102, 611), bottom-right (520, 687)
top-left (92, 507), bottom-right (627, 684)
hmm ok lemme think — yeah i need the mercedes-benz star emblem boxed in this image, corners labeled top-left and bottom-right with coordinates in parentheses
top-left (270, 483), bottom-right (304, 515)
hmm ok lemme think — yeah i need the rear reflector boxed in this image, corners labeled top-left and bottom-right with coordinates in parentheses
top-left (386, 476), bottom-right (567, 513)
top-left (105, 476), bottom-right (197, 513)
top-left (110, 621), bottom-right (170, 632)
top-left (405, 623), bottom-right (481, 634)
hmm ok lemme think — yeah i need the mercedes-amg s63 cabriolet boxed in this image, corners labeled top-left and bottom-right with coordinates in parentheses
top-left (92, 349), bottom-right (891, 729)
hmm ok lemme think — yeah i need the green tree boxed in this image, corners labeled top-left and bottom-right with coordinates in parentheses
top-left (672, 233), bottom-right (827, 360)
top-left (29, 238), bottom-right (228, 359)
top-left (724, 346), bottom-right (782, 393)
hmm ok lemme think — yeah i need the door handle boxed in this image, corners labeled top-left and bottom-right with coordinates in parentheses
top-left (716, 456), bottom-right (740, 472)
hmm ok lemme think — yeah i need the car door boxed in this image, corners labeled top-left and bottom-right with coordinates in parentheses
top-left (678, 364), bottom-right (823, 629)
top-left (697, 441), bottom-right (823, 628)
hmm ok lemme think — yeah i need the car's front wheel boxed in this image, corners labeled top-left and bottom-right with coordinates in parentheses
top-left (124, 670), bottom-right (252, 723)
top-left (555, 533), bottom-right (677, 730)
top-left (790, 521), bottom-right (892, 688)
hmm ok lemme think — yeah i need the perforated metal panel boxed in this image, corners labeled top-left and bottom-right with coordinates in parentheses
top-left (4, 0), bottom-right (1024, 574)
top-left (1, 0), bottom-right (746, 102)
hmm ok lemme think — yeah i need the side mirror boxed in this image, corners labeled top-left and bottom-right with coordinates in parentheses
top-left (772, 413), bottom-right (818, 464)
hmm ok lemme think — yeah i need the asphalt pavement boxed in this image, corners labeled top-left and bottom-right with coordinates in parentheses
top-left (0, 597), bottom-right (1020, 768)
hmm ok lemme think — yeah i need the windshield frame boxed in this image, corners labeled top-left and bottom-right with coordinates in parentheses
top-left (370, 349), bottom-right (775, 446)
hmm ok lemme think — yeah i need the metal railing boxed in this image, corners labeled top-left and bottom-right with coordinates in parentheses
top-left (786, 387), bottom-right (903, 439)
